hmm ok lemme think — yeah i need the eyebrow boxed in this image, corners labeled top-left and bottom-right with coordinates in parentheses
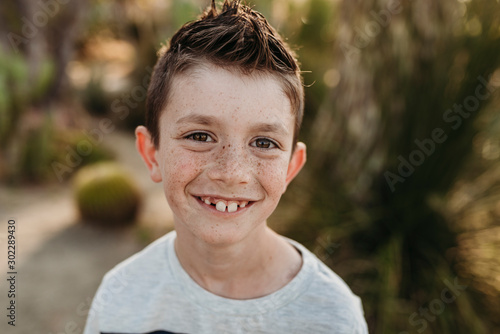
top-left (175, 113), bottom-right (289, 136)
top-left (175, 114), bottom-right (218, 126)
top-left (249, 122), bottom-right (289, 136)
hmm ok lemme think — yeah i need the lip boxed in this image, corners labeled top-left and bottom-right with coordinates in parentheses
top-left (192, 193), bottom-right (257, 203)
top-left (191, 195), bottom-right (256, 215)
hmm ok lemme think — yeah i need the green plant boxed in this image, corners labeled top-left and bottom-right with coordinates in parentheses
top-left (74, 162), bottom-right (142, 225)
top-left (0, 51), bottom-right (55, 182)
top-left (281, 0), bottom-right (500, 332)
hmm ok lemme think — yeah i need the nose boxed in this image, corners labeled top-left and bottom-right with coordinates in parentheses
top-left (207, 144), bottom-right (252, 185)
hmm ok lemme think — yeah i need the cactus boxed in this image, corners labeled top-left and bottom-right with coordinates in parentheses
top-left (74, 162), bottom-right (141, 225)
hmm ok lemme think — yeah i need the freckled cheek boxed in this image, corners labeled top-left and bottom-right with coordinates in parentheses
top-left (257, 159), bottom-right (289, 197)
top-left (161, 151), bottom-right (208, 193)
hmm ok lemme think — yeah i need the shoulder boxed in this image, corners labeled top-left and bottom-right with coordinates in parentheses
top-left (104, 230), bottom-right (174, 281)
top-left (286, 238), bottom-right (368, 333)
top-left (91, 231), bottom-right (177, 311)
top-left (86, 231), bottom-right (190, 331)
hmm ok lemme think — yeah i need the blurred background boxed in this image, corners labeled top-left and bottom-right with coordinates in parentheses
top-left (0, 0), bottom-right (499, 333)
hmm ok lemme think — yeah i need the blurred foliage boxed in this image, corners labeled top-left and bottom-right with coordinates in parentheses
top-left (81, 72), bottom-right (110, 117)
top-left (1, 0), bottom-right (500, 333)
top-left (51, 130), bottom-right (116, 177)
top-left (16, 115), bottom-right (54, 182)
top-left (0, 51), bottom-right (54, 146)
top-left (6, 122), bottom-right (114, 184)
top-left (74, 162), bottom-right (142, 225)
top-left (0, 50), bottom-right (56, 182)
top-left (278, 0), bottom-right (500, 333)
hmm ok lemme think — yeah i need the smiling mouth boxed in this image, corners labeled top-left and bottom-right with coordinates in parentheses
top-left (196, 196), bottom-right (253, 213)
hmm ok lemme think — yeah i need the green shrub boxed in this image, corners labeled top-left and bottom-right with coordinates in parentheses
top-left (51, 130), bottom-right (115, 170)
top-left (74, 162), bottom-right (141, 225)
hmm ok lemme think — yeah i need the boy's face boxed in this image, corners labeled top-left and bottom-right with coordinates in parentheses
top-left (136, 65), bottom-right (306, 246)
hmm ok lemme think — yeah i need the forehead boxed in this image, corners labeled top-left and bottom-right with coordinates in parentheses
top-left (161, 65), bottom-right (294, 129)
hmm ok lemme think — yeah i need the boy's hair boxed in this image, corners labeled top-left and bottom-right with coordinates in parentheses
top-left (145, 0), bottom-right (304, 148)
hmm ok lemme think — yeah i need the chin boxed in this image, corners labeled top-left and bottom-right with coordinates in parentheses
top-left (189, 223), bottom-right (260, 247)
top-left (197, 229), bottom-right (246, 247)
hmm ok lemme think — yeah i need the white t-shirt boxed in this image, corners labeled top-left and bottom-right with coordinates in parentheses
top-left (84, 231), bottom-right (368, 334)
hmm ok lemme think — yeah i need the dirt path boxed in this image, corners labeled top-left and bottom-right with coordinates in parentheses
top-left (0, 130), bottom-right (174, 334)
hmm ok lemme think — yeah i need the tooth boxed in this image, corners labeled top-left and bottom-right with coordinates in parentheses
top-left (204, 198), bottom-right (211, 205)
top-left (240, 202), bottom-right (247, 208)
top-left (215, 201), bottom-right (226, 212)
top-left (227, 202), bottom-right (238, 213)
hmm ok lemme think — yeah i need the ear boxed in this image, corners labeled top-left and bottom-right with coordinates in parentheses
top-left (135, 126), bottom-right (162, 183)
top-left (284, 142), bottom-right (306, 192)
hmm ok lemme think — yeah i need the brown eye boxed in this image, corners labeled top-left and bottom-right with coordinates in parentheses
top-left (187, 132), bottom-right (213, 142)
top-left (252, 138), bottom-right (276, 149)
top-left (193, 133), bottom-right (207, 141)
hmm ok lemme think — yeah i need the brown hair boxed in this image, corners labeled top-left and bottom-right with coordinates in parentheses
top-left (145, 0), bottom-right (304, 148)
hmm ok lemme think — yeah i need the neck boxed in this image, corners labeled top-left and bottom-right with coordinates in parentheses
top-left (174, 223), bottom-right (302, 299)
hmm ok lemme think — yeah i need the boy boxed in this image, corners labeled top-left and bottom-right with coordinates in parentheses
top-left (84, 1), bottom-right (368, 333)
